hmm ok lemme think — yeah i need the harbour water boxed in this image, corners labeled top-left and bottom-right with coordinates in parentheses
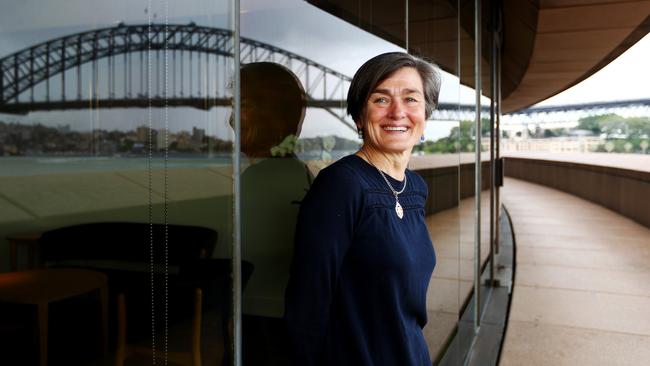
top-left (0, 154), bottom-right (234, 177)
top-left (0, 150), bottom-right (355, 177)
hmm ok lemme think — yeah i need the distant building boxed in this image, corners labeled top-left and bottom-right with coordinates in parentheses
top-left (192, 127), bottom-right (205, 143)
top-left (174, 131), bottom-right (196, 151)
top-left (136, 125), bottom-right (158, 143)
top-left (157, 128), bottom-right (171, 150)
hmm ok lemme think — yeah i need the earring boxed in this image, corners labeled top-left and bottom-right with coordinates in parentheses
top-left (358, 129), bottom-right (364, 139)
top-left (420, 135), bottom-right (425, 143)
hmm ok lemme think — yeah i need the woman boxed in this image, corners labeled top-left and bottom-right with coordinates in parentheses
top-left (284, 52), bottom-right (441, 365)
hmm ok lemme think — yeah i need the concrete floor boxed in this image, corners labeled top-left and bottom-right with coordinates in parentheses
top-left (499, 178), bottom-right (650, 366)
top-left (423, 192), bottom-right (493, 361)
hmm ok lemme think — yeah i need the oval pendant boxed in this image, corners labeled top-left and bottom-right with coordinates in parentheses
top-left (395, 200), bottom-right (404, 219)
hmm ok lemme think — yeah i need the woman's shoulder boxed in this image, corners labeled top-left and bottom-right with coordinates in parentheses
top-left (315, 154), bottom-right (365, 181)
top-left (301, 155), bottom-right (366, 208)
top-left (406, 168), bottom-right (428, 195)
top-left (307, 155), bottom-right (366, 194)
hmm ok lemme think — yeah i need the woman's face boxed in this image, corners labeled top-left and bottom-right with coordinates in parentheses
top-left (360, 67), bottom-right (426, 155)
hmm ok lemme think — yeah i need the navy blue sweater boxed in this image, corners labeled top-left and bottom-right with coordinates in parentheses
top-left (284, 154), bottom-right (436, 366)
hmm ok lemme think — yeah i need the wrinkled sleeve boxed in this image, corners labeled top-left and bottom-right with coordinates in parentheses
top-left (284, 165), bottom-right (362, 366)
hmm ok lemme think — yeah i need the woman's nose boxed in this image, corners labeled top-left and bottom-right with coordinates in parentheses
top-left (389, 100), bottom-right (406, 120)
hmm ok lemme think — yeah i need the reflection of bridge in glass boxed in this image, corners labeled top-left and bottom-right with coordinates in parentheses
top-left (0, 22), bottom-right (357, 124)
top-left (5, 22), bottom-right (646, 129)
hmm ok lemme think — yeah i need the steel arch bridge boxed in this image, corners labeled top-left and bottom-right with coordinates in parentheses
top-left (502, 98), bottom-right (650, 129)
top-left (0, 22), bottom-right (356, 127)
top-left (512, 98), bottom-right (650, 116)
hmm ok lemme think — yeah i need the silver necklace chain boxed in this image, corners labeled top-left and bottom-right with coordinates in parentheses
top-left (360, 149), bottom-right (407, 219)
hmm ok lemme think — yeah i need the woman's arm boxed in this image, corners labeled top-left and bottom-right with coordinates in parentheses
top-left (284, 164), bottom-right (362, 365)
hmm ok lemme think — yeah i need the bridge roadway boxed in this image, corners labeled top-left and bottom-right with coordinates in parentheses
top-left (498, 177), bottom-right (650, 365)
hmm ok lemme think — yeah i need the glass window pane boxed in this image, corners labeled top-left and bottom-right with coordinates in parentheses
top-left (240, 0), bottom-right (461, 364)
top-left (0, 1), bottom-right (236, 364)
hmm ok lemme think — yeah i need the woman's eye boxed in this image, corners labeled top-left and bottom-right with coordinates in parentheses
top-left (373, 97), bottom-right (388, 104)
top-left (406, 97), bottom-right (418, 103)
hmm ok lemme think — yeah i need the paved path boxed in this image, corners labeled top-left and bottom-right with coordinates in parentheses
top-left (499, 178), bottom-right (650, 366)
top-left (423, 192), bottom-right (492, 360)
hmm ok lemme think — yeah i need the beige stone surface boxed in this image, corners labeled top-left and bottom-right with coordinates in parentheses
top-left (509, 286), bottom-right (650, 335)
top-left (499, 178), bottom-right (650, 365)
top-left (425, 191), bottom-right (493, 307)
top-left (433, 257), bottom-right (474, 281)
top-left (512, 233), bottom-right (649, 250)
top-left (516, 246), bottom-right (650, 272)
top-left (426, 277), bottom-right (471, 313)
top-left (513, 222), bottom-right (650, 239)
top-left (516, 263), bottom-right (650, 297)
top-left (500, 321), bottom-right (650, 366)
top-left (423, 310), bottom-right (458, 359)
top-left (432, 257), bottom-right (461, 280)
top-left (424, 201), bottom-right (464, 361)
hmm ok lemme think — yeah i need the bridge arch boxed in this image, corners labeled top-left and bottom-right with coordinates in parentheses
top-left (0, 22), bottom-right (352, 125)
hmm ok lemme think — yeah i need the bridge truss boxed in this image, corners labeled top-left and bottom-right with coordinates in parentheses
top-left (503, 99), bottom-right (650, 130)
top-left (0, 22), bottom-right (355, 129)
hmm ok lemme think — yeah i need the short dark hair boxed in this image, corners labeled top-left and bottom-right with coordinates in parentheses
top-left (346, 52), bottom-right (441, 126)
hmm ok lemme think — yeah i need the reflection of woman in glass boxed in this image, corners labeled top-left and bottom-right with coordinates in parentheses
top-left (238, 62), bottom-right (311, 364)
top-left (239, 62), bottom-right (306, 159)
top-left (285, 52), bottom-right (440, 365)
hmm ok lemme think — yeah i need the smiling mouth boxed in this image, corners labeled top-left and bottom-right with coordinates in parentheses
top-left (383, 126), bottom-right (408, 132)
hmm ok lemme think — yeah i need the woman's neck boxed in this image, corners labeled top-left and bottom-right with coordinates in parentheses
top-left (357, 145), bottom-right (410, 181)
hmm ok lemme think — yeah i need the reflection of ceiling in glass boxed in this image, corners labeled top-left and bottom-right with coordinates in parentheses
top-left (504, 0), bottom-right (650, 112)
top-left (307, 0), bottom-right (459, 74)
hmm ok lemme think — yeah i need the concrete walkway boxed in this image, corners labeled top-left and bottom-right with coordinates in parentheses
top-left (499, 178), bottom-right (650, 366)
